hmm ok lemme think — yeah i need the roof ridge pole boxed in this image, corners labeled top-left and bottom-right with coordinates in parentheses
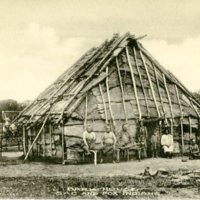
top-left (153, 64), bottom-right (165, 114)
top-left (163, 74), bottom-right (174, 121)
top-left (106, 67), bottom-right (116, 126)
top-left (84, 95), bottom-right (88, 129)
top-left (133, 47), bottom-right (150, 117)
top-left (139, 51), bottom-right (160, 118)
top-left (116, 57), bottom-right (128, 123)
top-left (125, 47), bottom-right (142, 120)
top-left (99, 84), bottom-right (108, 124)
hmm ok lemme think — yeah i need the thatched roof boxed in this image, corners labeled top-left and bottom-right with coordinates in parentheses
top-left (15, 33), bottom-right (200, 127)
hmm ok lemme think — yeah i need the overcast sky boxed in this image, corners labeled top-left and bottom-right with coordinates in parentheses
top-left (0, 0), bottom-right (200, 101)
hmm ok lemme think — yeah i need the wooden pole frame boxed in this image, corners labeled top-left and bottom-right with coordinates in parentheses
top-left (139, 51), bottom-right (160, 118)
top-left (106, 67), bottom-right (116, 126)
top-left (125, 47), bottom-right (142, 120)
top-left (115, 57), bottom-right (128, 122)
top-left (99, 84), bottom-right (108, 124)
top-left (133, 47), bottom-right (150, 117)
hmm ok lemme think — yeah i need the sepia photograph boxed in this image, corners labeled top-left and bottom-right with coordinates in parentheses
top-left (0, 0), bottom-right (200, 199)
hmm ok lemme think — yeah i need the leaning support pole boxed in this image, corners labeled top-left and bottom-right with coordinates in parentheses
top-left (99, 84), bottom-right (108, 124)
top-left (84, 95), bottom-right (88, 128)
top-left (133, 47), bottom-right (150, 117)
top-left (163, 74), bottom-right (174, 128)
top-left (61, 121), bottom-right (65, 164)
top-left (24, 114), bottom-right (50, 161)
top-left (126, 47), bottom-right (142, 120)
top-left (116, 57), bottom-right (128, 122)
top-left (106, 67), bottom-right (116, 126)
top-left (153, 64), bottom-right (165, 114)
top-left (180, 118), bottom-right (184, 155)
top-left (140, 51), bottom-right (160, 118)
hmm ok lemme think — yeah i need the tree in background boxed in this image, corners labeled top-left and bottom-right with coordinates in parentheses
top-left (193, 90), bottom-right (200, 103)
top-left (0, 99), bottom-right (31, 122)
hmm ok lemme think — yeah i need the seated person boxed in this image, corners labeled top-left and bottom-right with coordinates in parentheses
top-left (190, 139), bottom-right (200, 159)
top-left (118, 123), bottom-right (136, 149)
top-left (101, 125), bottom-right (117, 163)
top-left (82, 125), bottom-right (97, 155)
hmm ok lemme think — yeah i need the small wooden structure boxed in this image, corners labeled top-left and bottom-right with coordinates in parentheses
top-left (14, 33), bottom-right (200, 163)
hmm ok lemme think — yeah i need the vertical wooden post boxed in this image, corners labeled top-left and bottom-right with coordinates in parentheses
top-left (106, 67), bottom-right (116, 126)
top-left (49, 124), bottom-right (52, 157)
top-left (23, 126), bottom-right (27, 156)
top-left (61, 121), bottom-right (65, 164)
top-left (84, 95), bottom-right (88, 128)
top-left (42, 126), bottom-right (45, 157)
top-left (189, 116), bottom-right (192, 142)
top-left (125, 47), bottom-right (142, 120)
top-left (180, 118), bottom-right (184, 155)
top-left (175, 84), bottom-right (184, 153)
top-left (116, 57), bottom-right (128, 122)
top-left (140, 51), bottom-right (160, 118)
top-left (133, 47), bottom-right (150, 117)
top-left (99, 84), bottom-right (108, 124)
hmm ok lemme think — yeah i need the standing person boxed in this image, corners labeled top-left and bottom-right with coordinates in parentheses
top-left (101, 125), bottom-right (117, 163)
top-left (161, 128), bottom-right (173, 158)
top-left (150, 127), bottom-right (160, 158)
top-left (137, 120), bottom-right (147, 158)
top-left (82, 125), bottom-right (96, 155)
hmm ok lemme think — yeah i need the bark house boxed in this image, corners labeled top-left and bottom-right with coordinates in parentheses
top-left (15, 33), bottom-right (200, 162)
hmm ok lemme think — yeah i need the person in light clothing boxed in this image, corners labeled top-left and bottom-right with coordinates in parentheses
top-left (82, 125), bottom-right (96, 155)
top-left (161, 128), bottom-right (173, 158)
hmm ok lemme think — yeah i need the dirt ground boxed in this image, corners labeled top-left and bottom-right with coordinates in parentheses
top-left (0, 157), bottom-right (200, 199)
top-left (0, 157), bottom-right (199, 177)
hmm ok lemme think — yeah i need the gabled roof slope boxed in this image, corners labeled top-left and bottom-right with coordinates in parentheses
top-left (15, 33), bottom-right (200, 126)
